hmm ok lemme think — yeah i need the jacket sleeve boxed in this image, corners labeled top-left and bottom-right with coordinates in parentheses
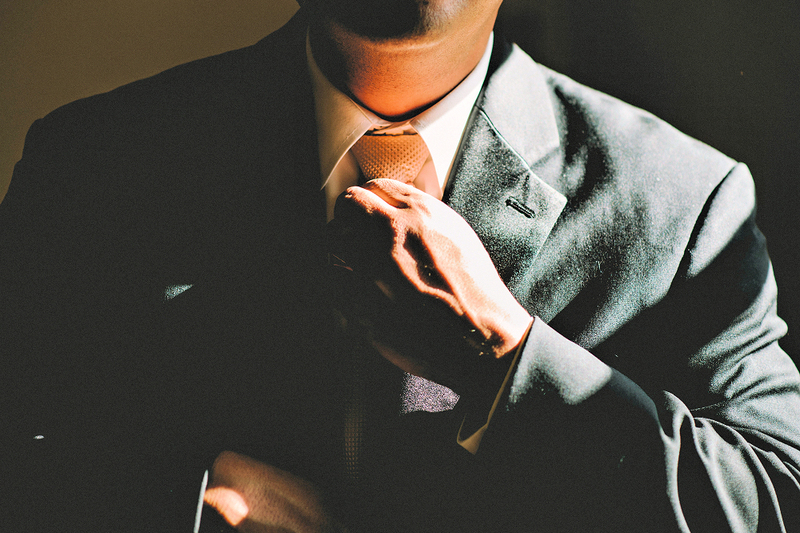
top-left (484, 163), bottom-right (800, 532)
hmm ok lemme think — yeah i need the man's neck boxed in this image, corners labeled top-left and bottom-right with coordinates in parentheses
top-left (308, 17), bottom-right (495, 121)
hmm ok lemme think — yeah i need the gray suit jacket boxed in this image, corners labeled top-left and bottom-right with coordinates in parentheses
top-left (2, 9), bottom-right (799, 532)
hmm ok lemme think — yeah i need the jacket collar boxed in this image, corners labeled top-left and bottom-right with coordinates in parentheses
top-left (444, 38), bottom-right (566, 283)
top-left (480, 39), bottom-right (562, 168)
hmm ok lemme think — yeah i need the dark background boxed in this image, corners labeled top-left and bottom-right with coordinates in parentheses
top-left (3, 0), bottom-right (799, 359)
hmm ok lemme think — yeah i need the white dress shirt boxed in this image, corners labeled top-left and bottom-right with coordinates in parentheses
top-left (307, 33), bottom-right (495, 220)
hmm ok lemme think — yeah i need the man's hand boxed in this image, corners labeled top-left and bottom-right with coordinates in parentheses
top-left (203, 451), bottom-right (344, 533)
top-left (328, 179), bottom-right (532, 393)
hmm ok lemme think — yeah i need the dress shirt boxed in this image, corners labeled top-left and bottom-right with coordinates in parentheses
top-left (306, 32), bottom-right (528, 454)
top-left (307, 32), bottom-right (495, 221)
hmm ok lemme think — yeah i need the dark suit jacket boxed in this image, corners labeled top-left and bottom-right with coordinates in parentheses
top-left (2, 10), bottom-right (799, 533)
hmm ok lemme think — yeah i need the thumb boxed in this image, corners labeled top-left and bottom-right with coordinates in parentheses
top-left (204, 486), bottom-right (249, 528)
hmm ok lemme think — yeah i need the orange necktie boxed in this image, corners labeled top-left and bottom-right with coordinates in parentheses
top-left (350, 133), bottom-right (430, 185)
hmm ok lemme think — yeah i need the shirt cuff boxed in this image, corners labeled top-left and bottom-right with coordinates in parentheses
top-left (456, 317), bottom-right (534, 454)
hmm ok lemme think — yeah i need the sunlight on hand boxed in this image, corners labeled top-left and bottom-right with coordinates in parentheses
top-left (204, 486), bottom-right (250, 527)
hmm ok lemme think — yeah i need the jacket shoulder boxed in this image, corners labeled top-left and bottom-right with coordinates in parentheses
top-left (21, 11), bottom-right (310, 159)
top-left (540, 64), bottom-right (738, 188)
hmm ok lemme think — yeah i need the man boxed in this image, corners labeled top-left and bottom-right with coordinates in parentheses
top-left (2, 1), bottom-right (799, 532)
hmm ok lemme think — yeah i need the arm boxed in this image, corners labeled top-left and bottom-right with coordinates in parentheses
top-left (333, 166), bottom-right (800, 531)
top-left (491, 163), bottom-right (800, 531)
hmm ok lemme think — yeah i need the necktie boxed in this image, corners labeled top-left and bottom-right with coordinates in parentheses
top-left (341, 132), bottom-right (429, 487)
top-left (339, 131), bottom-right (458, 490)
top-left (350, 132), bottom-right (430, 185)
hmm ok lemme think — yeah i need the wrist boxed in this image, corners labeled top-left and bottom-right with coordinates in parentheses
top-left (482, 305), bottom-right (533, 361)
top-left (464, 315), bottom-right (533, 396)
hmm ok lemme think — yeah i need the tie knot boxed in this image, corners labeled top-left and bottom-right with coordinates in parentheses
top-left (350, 133), bottom-right (430, 185)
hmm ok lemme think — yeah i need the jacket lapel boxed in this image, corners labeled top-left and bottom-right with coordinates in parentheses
top-left (444, 41), bottom-right (566, 289)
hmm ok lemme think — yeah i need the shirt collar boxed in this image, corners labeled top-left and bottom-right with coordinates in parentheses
top-left (307, 32), bottom-right (494, 192)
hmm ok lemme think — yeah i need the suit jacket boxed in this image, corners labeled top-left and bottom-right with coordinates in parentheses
top-left (2, 10), bottom-right (799, 532)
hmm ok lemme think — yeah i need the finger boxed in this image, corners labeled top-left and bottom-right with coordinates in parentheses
top-left (331, 186), bottom-right (395, 238)
top-left (331, 186), bottom-right (399, 271)
top-left (204, 486), bottom-right (249, 527)
top-left (360, 178), bottom-right (419, 208)
top-left (339, 184), bottom-right (398, 219)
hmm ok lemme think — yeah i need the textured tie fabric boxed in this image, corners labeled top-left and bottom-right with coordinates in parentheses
top-left (340, 131), bottom-right (458, 490)
top-left (350, 133), bottom-right (430, 185)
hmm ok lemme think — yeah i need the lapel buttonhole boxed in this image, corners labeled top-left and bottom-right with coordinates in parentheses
top-left (505, 196), bottom-right (536, 218)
